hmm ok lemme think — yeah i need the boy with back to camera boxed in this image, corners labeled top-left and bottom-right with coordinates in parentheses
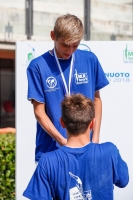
top-left (23, 93), bottom-right (129, 200)
top-left (27, 14), bottom-right (109, 162)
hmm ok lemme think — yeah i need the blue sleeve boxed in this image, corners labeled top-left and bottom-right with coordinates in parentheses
top-left (23, 165), bottom-right (52, 200)
top-left (27, 63), bottom-right (45, 103)
top-left (113, 150), bottom-right (129, 188)
top-left (94, 55), bottom-right (109, 91)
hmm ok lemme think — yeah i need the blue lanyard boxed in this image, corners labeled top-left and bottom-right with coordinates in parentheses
top-left (53, 48), bottom-right (74, 95)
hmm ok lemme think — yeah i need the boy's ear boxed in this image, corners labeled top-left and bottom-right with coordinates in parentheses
top-left (50, 31), bottom-right (56, 41)
top-left (90, 118), bottom-right (95, 130)
top-left (60, 117), bottom-right (66, 128)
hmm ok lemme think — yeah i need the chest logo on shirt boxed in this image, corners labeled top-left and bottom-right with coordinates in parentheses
top-left (74, 69), bottom-right (88, 85)
top-left (46, 77), bottom-right (57, 88)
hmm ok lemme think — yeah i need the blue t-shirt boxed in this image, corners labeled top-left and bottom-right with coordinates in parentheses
top-left (27, 49), bottom-right (109, 161)
top-left (23, 142), bottom-right (129, 200)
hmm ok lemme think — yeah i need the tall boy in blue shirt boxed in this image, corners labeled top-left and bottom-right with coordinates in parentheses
top-left (27, 14), bottom-right (109, 162)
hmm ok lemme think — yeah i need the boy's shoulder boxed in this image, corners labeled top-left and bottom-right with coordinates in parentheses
top-left (38, 149), bottom-right (63, 167)
top-left (29, 51), bottom-right (49, 64)
top-left (27, 51), bottom-right (52, 70)
top-left (75, 49), bottom-right (98, 60)
top-left (99, 142), bottom-right (118, 154)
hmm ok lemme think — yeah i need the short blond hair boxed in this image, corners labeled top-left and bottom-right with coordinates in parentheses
top-left (54, 14), bottom-right (84, 45)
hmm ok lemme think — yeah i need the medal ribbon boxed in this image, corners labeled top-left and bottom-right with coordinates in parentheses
top-left (53, 48), bottom-right (74, 95)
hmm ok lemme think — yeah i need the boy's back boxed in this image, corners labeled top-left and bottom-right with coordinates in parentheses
top-left (23, 142), bottom-right (129, 200)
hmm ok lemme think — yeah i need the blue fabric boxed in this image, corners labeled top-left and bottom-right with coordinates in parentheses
top-left (27, 49), bottom-right (109, 161)
top-left (23, 142), bottom-right (129, 200)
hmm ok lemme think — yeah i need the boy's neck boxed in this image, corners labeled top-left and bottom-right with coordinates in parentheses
top-left (66, 131), bottom-right (91, 148)
top-left (50, 49), bottom-right (64, 59)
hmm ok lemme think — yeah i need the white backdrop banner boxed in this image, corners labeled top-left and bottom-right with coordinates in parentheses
top-left (16, 41), bottom-right (133, 200)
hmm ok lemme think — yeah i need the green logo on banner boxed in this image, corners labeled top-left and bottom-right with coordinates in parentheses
top-left (27, 44), bottom-right (35, 62)
top-left (124, 44), bottom-right (133, 62)
top-left (28, 52), bottom-right (34, 61)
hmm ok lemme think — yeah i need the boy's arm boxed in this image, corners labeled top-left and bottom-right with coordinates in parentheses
top-left (23, 162), bottom-right (53, 200)
top-left (33, 100), bottom-right (67, 146)
top-left (114, 153), bottom-right (129, 188)
top-left (92, 90), bottom-right (102, 143)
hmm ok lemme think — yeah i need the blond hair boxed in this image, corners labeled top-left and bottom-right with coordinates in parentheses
top-left (54, 14), bottom-right (84, 45)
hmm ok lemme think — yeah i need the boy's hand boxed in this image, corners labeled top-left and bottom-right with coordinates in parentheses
top-left (60, 138), bottom-right (67, 146)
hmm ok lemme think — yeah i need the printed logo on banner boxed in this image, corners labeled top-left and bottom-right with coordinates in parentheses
top-left (123, 44), bottom-right (133, 63)
top-left (23, 44), bottom-right (35, 66)
top-left (27, 44), bottom-right (35, 62)
top-left (105, 72), bottom-right (130, 83)
top-left (74, 69), bottom-right (88, 84)
top-left (78, 44), bottom-right (91, 51)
